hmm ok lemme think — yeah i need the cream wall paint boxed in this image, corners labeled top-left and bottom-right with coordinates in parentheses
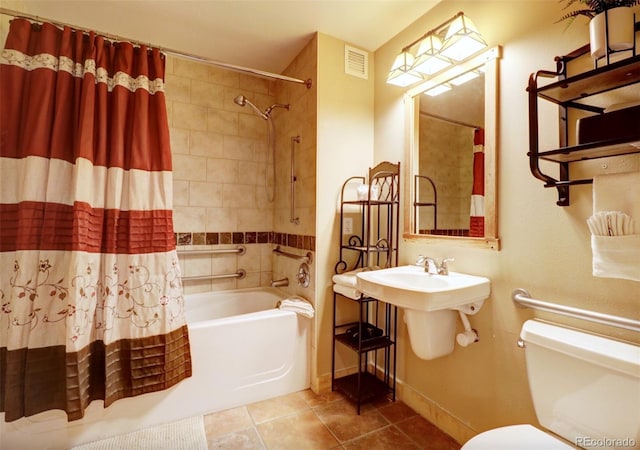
top-left (315, 32), bottom-right (375, 383)
top-left (375, 0), bottom-right (640, 440)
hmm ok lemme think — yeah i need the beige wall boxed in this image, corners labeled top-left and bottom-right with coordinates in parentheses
top-left (315, 32), bottom-right (375, 388)
top-left (374, 0), bottom-right (640, 442)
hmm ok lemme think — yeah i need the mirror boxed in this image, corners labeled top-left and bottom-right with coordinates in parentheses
top-left (403, 46), bottom-right (501, 250)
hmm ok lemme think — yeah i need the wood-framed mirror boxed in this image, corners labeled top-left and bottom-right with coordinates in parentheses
top-left (403, 46), bottom-right (501, 250)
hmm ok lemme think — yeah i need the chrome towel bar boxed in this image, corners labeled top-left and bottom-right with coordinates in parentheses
top-left (182, 269), bottom-right (246, 281)
top-left (513, 288), bottom-right (640, 332)
top-left (177, 245), bottom-right (245, 255)
top-left (273, 246), bottom-right (312, 264)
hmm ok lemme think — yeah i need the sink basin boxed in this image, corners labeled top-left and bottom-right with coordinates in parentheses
top-left (356, 265), bottom-right (490, 312)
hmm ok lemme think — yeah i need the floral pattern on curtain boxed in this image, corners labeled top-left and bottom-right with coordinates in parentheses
top-left (469, 128), bottom-right (485, 237)
top-left (0, 18), bottom-right (191, 422)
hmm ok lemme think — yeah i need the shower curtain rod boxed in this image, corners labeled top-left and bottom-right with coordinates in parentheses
top-left (0, 7), bottom-right (312, 89)
top-left (419, 111), bottom-right (480, 130)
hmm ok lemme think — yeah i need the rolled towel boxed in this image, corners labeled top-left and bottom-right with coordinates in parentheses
top-left (332, 267), bottom-right (381, 288)
top-left (277, 296), bottom-right (315, 318)
top-left (332, 270), bottom-right (360, 288)
top-left (333, 283), bottom-right (362, 300)
top-left (587, 211), bottom-right (635, 236)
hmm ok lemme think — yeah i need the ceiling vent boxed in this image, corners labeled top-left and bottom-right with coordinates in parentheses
top-left (345, 45), bottom-right (368, 79)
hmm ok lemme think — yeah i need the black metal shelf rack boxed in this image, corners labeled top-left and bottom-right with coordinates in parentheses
top-left (527, 25), bottom-right (640, 206)
top-left (331, 161), bottom-right (400, 414)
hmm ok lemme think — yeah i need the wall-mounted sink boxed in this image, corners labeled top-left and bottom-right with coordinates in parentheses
top-left (356, 265), bottom-right (491, 360)
top-left (356, 265), bottom-right (490, 313)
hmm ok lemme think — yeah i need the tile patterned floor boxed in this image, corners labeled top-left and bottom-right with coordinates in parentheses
top-left (203, 389), bottom-right (460, 450)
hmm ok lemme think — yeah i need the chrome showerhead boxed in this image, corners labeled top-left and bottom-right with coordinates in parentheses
top-left (234, 95), bottom-right (268, 120)
top-left (233, 95), bottom-right (247, 106)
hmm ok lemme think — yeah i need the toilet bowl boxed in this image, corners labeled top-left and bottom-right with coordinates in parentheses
top-left (462, 424), bottom-right (575, 449)
top-left (461, 320), bottom-right (640, 450)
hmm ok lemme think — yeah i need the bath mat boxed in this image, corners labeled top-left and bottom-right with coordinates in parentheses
top-left (69, 415), bottom-right (208, 450)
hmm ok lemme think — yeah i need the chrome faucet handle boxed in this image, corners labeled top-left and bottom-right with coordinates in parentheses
top-left (439, 257), bottom-right (455, 275)
top-left (414, 255), bottom-right (432, 273)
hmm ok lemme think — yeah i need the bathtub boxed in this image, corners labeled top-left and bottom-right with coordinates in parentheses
top-left (1, 287), bottom-right (311, 449)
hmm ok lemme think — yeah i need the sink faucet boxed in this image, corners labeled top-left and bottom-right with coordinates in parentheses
top-left (415, 255), bottom-right (454, 275)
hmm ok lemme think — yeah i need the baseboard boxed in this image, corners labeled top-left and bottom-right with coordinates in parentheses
top-left (313, 366), bottom-right (357, 394)
top-left (321, 364), bottom-right (477, 445)
top-left (396, 380), bottom-right (477, 445)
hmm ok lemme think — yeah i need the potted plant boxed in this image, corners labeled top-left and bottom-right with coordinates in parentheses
top-left (558, 0), bottom-right (639, 60)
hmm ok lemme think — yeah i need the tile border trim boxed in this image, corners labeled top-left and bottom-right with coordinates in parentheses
top-left (175, 231), bottom-right (315, 251)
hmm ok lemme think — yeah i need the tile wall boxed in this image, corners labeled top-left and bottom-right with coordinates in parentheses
top-left (418, 116), bottom-right (473, 232)
top-left (165, 41), bottom-right (317, 300)
top-left (165, 54), bottom-right (315, 295)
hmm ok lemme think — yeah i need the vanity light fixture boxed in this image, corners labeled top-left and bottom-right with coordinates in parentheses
top-left (412, 34), bottom-right (452, 75)
top-left (439, 14), bottom-right (487, 61)
top-left (386, 50), bottom-right (424, 87)
top-left (386, 12), bottom-right (487, 87)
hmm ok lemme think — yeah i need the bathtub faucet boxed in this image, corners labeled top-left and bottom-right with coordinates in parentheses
top-left (271, 277), bottom-right (289, 287)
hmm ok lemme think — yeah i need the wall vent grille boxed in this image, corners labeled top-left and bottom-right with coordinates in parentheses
top-left (345, 45), bottom-right (368, 79)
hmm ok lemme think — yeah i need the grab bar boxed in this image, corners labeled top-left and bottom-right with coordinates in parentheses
top-left (290, 136), bottom-right (300, 225)
top-left (273, 246), bottom-right (313, 264)
top-left (177, 245), bottom-right (246, 255)
top-left (182, 269), bottom-right (246, 281)
top-left (513, 288), bottom-right (640, 332)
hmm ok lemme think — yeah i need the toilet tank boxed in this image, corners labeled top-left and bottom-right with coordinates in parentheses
top-left (521, 320), bottom-right (640, 450)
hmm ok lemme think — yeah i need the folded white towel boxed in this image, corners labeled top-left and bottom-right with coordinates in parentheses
top-left (590, 172), bottom-right (640, 281)
top-left (333, 283), bottom-right (362, 300)
top-left (332, 270), bottom-right (360, 288)
top-left (277, 296), bottom-right (315, 318)
top-left (587, 211), bottom-right (635, 236)
top-left (591, 234), bottom-right (640, 282)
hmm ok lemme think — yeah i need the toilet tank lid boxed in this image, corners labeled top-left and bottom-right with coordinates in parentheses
top-left (521, 320), bottom-right (640, 378)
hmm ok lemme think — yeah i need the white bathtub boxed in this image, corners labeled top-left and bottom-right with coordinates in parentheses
top-left (1, 287), bottom-right (311, 449)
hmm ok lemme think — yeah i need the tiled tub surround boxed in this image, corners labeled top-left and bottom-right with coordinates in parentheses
top-left (176, 232), bottom-right (315, 295)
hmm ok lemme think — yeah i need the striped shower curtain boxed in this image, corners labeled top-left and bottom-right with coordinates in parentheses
top-left (469, 128), bottom-right (485, 237)
top-left (0, 18), bottom-right (191, 422)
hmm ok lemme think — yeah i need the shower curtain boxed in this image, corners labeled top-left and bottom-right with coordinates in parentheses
top-left (469, 128), bottom-right (485, 237)
top-left (0, 18), bottom-right (191, 422)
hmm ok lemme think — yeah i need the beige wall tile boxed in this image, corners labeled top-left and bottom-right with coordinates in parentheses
top-left (170, 128), bottom-right (190, 155)
top-left (165, 74), bottom-right (190, 103)
top-left (191, 80), bottom-right (224, 109)
top-left (190, 131), bottom-right (224, 157)
top-left (173, 206), bottom-right (205, 232)
top-left (207, 66), bottom-right (239, 87)
top-left (223, 135), bottom-right (255, 161)
top-left (207, 108), bottom-right (238, 134)
top-left (223, 184), bottom-right (256, 208)
top-left (173, 102), bottom-right (208, 131)
top-left (237, 208), bottom-right (273, 232)
top-left (207, 158), bottom-right (238, 184)
top-left (173, 154), bottom-right (207, 181)
top-left (189, 181), bottom-right (223, 207)
top-left (173, 180), bottom-right (189, 207)
top-left (206, 207), bottom-right (237, 232)
top-left (173, 57), bottom-right (209, 79)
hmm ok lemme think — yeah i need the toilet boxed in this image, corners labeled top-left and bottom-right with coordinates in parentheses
top-left (462, 319), bottom-right (640, 450)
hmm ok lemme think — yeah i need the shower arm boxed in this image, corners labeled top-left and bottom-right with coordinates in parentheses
top-left (290, 136), bottom-right (300, 225)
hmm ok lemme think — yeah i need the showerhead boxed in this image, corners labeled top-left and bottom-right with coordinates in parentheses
top-left (234, 95), bottom-right (268, 120)
top-left (233, 95), bottom-right (247, 107)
